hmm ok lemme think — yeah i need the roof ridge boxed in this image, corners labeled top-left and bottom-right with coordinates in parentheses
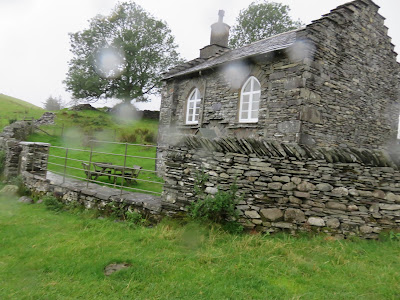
top-left (235, 28), bottom-right (303, 50)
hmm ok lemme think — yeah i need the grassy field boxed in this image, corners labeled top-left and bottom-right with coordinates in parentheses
top-left (27, 109), bottom-right (163, 194)
top-left (0, 195), bottom-right (399, 299)
top-left (0, 94), bottom-right (44, 130)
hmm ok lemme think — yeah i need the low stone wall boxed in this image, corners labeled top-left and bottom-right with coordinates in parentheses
top-left (0, 117), bottom-right (162, 220)
top-left (22, 171), bottom-right (161, 220)
top-left (140, 110), bottom-right (160, 120)
top-left (0, 120), bottom-right (37, 179)
top-left (162, 136), bottom-right (400, 238)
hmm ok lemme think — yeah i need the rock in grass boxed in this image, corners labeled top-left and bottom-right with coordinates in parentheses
top-left (18, 196), bottom-right (33, 204)
top-left (104, 263), bottom-right (131, 276)
top-left (0, 185), bottom-right (18, 195)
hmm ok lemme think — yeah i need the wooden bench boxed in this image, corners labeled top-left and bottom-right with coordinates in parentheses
top-left (82, 162), bottom-right (112, 181)
top-left (92, 162), bottom-right (113, 181)
top-left (82, 162), bottom-right (98, 180)
top-left (113, 165), bottom-right (142, 184)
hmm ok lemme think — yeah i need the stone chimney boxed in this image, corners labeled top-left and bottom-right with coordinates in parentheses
top-left (200, 10), bottom-right (230, 59)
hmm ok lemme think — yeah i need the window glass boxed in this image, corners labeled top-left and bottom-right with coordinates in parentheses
top-left (252, 101), bottom-right (259, 110)
top-left (239, 77), bottom-right (261, 123)
top-left (186, 88), bottom-right (201, 124)
top-left (243, 82), bottom-right (252, 93)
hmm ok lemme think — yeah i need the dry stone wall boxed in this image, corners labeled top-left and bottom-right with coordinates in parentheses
top-left (0, 120), bottom-right (37, 179)
top-left (0, 116), bottom-right (162, 221)
top-left (162, 136), bottom-right (400, 238)
top-left (22, 171), bottom-right (162, 220)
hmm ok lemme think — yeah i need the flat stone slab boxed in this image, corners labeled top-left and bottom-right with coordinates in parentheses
top-left (104, 263), bottom-right (132, 276)
top-left (46, 172), bottom-right (161, 212)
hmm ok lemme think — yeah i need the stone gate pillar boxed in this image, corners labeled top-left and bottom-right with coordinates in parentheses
top-left (19, 142), bottom-right (50, 177)
top-left (4, 138), bottom-right (22, 179)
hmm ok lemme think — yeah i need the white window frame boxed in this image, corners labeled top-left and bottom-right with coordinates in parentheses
top-left (239, 76), bottom-right (261, 123)
top-left (186, 88), bottom-right (201, 125)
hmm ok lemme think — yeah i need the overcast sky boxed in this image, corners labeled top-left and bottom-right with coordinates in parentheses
top-left (0, 0), bottom-right (399, 110)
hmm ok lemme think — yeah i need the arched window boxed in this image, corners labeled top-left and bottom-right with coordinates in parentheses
top-left (186, 88), bottom-right (201, 124)
top-left (239, 76), bottom-right (261, 123)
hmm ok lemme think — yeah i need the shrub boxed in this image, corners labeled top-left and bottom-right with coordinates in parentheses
top-left (43, 195), bottom-right (64, 212)
top-left (125, 211), bottom-right (149, 227)
top-left (9, 175), bottom-right (30, 196)
top-left (8, 118), bottom-right (17, 124)
top-left (389, 231), bottom-right (400, 241)
top-left (134, 128), bottom-right (150, 136)
top-left (193, 170), bottom-right (209, 196)
top-left (190, 184), bottom-right (240, 224)
top-left (118, 131), bottom-right (137, 143)
top-left (143, 132), bottom-right (157, 144)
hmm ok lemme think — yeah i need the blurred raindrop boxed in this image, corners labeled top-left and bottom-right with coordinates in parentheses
top-left (111, 102), bottom-right (142, 123)
top-left (62, 127), bottom-right (84, 148)
top-left (93, 46), bottom-right (126, 79)
top-left (287, 39), bottom-right (316, 62)
top-left (222, 61), bottom-right (251, 89)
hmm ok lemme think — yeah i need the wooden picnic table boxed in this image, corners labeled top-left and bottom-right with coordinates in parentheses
top-left (92, 162), bottom-right (142, 184)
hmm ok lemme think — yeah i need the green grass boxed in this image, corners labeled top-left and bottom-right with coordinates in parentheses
top-left (27, 109), bottom-right (162, 194)
top-left (0, 196), bottom-right (399, 299)
top-left (0, 94), bottom-right (44, 130)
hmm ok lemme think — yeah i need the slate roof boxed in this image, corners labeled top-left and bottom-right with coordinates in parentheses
top-left (163, 29), bottom-right (299, 80)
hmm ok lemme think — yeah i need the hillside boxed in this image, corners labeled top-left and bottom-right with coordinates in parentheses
top-left (0, 94), bottom-right (44, 130)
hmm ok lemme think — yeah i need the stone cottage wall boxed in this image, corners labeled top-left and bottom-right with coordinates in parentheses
top-left (162, 136), bottom-right (400, 238)
top-left (297, 0), bottom-right (400, 148)
top-left (158, 54), bottom-right (308, 142)
top-left (157, 0), bottom-right (400, 173)
top-left (157, 56), bottom-right (310, 173)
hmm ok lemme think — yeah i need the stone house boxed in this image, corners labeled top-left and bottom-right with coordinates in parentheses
top-left (158, 0), bottom-right (400, 171)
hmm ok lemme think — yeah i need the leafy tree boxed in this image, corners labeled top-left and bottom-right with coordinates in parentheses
top-left (43, 96), bottom-right (64, 111)
top-left (64, 2), bottom-right (182, 103)
top-left (229, 1), bottom-right (303, 48)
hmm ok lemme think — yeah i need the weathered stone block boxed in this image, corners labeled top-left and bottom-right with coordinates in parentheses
top-left (291, 177), bottom-right (302, 185)
top-left (300, 106), bottom-right (323, 124)
top-left (316, 183), bottom-right (333, 192)
top-left (282, 182), bottom-right (297, 191)
top-left (205, 187), bottom-right (218, 194)
top-left (268, 182), bottom-right (283, 190)
top-left (260, 208), bottom-right (283, 221)
top-left (293, 191), bottom-right (310, 198)
top-left (326, 202), bottom-right (347, 211)
top-left (347, 205), bottom-right (358, 211)
top-left (372, 190), bottom-right (385, 199)
top-left (245, 210), bottom-right (261, 219)
top-left (277, 120), bottom-right (301, 133)
top-left (379, 204), bottom-right (400, 211)
top-left (284, 208), bottom-right (306, 223)
top-left (289, 196), bottom-right (302, 204)
top-left (308, 217), bottom-right (325, 227)
top-left (331, 187), bottom-right (349, 197)
top-left (272, 222), bottom-right (294, 229)
top-left (326, 218), bottom-right (340, 229)
top-left (359, 225), bottom-right (373, 234)
top-left (272, 176), bottom-right (290, 183)
top-left (385, 192), bottom-right (400, 202)
top-left (297, 181), bottom-right (316, 192)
